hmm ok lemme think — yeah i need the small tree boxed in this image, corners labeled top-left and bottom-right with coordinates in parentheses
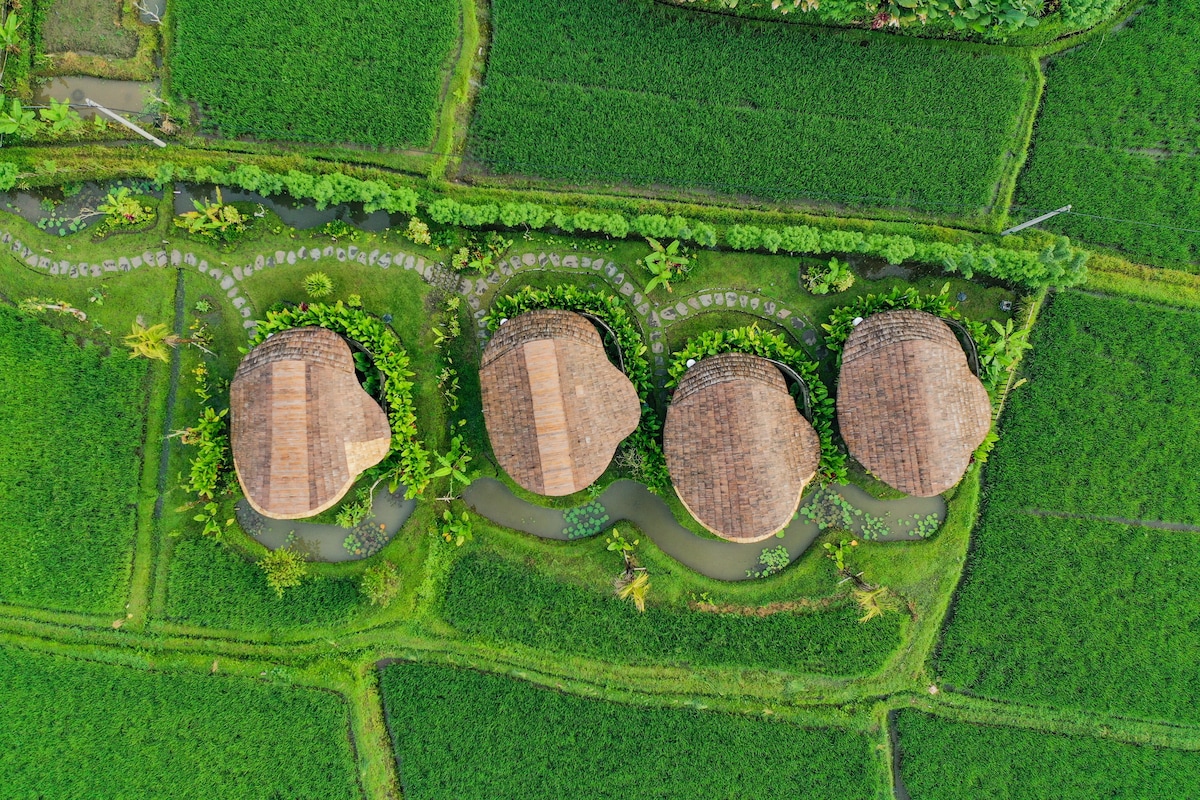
top-left (124, 321), bottom-right (175, 362)
top-left (360, 561), bottom-right (401, 607)
top-left (260, 547), bottom-right (308, 598)
top-left (616, 571), bottom-right (650, 612)
top-left (304, 272), bottom-right (334, 298)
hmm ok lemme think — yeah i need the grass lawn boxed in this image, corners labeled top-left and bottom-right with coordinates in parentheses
top-left (381, 662), bottom-right (882, 800)
top-left (0, 303), bottom-right (148, 614)
top-left (0, 645), bottom-right (361, 798)
top-left (469, 0), bottom-right (1035, 215)
top-left (170, 0), bottom-right (457, 146)
top-left (895, 710), bottom-right (1200, 799)
top-left (1017, 0), bottom-right (1200, 268)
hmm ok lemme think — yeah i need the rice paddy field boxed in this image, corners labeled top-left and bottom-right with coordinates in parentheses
top-left (467, 0), bottom-right (1035, 213)
top-left (937, 291), bottom-right (1200, 724)
top-left (1016, 0), bottom-right (1200, 267)
top-left (381, 663), bottom-right (879, 800)
top-left (169, 0), bottom-right (457, 147)
top-left (0, 304), bottom-right (147, 614)
top-left (0, 645), bottom-right (361, 798)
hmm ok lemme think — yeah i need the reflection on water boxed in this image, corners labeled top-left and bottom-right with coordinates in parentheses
top-left (462, 478), bottom-right (946, 582)
top-left (33, 76), bottom-right (158, 118)
top-left (175, 184), bottom-right (400, 232)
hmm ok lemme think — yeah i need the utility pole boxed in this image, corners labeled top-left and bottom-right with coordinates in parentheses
top-left (1000, 205), bottom-right (1072, 236)
top-left (84, 98), bottom-right (166, 148)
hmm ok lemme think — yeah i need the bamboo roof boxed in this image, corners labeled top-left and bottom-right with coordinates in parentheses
top-left (664, 352), bottom-right (820, 543)
top-left (230, 327), bottom-right (391, 519)
top-left (837, 309), bottom-right (991, 497)
top-left (480, 309), bottom-right (641, 496)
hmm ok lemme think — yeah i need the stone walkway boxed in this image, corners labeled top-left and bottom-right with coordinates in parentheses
top-left (3, 233), bottom-right (825, 387)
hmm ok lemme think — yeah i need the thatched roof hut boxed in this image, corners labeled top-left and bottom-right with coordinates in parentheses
top-left (480, 309), bottom-right (641, 496)
top-left (664, 352), bottom-right (820, 542)
top-left (837, 309), bottom-right (991, 497)
top-left (230, 327), bottom-right (391, 519)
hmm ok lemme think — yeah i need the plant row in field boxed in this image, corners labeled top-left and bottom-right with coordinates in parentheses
top-left (936, 291), bottom-right (1200, 725)
top-left (381, 662), bottom-right (880, 799)
top-left (1017, 0), bottom-right (1200, 268)
top-left (169, 0), bottom-right (456, 147)
top-left (469, 0), bottom-right (1032, 213)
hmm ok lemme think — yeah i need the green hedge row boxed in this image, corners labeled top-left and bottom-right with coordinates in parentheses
top-left (380, 662), bottom-right (880, 800)
top-left (426, 197), bottom-right (1087, 288)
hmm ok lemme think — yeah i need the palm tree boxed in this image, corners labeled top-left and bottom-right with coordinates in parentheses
top-left (124, 322), bottom-right (188, 362)
top-left (616, 571), bottom-right (651, 612)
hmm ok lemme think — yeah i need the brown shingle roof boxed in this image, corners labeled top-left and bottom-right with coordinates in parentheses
top-left (836, 309), bottom-right (991, 497)
top-left (230, 327), bottom-right (391, 519)
top-left (664, 352), bottom-right (820, 542)
top-left (480, 310), bottom-right (641, 496)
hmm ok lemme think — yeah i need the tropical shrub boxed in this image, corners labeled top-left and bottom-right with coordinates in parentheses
top-left (668, 326), bottom-right (846, 482)
top-left (303, 272), bottom-right (334, 298)
top-left (381, 663), bottom-right (877, 800)
top-left (181, 407), bottom-right (229, 502)
top-left (360, 561), bottom-right (401, 607)
top-left (486, 285), bottom-right (671, 494)
top-left (802, 257), bottom-right (855, 295)
top-left (251, 302), bottom-right (431, 496)
top-left (470, 0), bottom-right (1031, 213)
top-left (259, 546), bottom-right (309, 598)
top-left (97, 187), bottom-right (154, 227)
top-left (170, 0), bottom-right (455, 147)
top-left (174, 189), bottom-right (247, 241)
top-left (640, 237), bottom-right (691, 293)
top-left (0, 646), bottom-right (360, 799)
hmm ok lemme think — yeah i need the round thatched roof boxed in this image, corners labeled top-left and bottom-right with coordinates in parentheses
top-left (664, 352), bottom-right (820, 543)
top-left (837, 309), bottom-right (991, 497)
top-left (230, 327), bottom-right (391, 519)
top-left (480, 309), bottom-right (641, 496)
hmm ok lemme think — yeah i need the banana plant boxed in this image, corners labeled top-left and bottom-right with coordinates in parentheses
top-left (0, 97), bottom-right (36, 138)
top-left (642, 237), bottom-right (689, 294)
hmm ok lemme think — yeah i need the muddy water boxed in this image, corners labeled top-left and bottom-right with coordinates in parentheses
top-left (462, 478), bottom-right (945, 581)
top-left (174, 184), bottom-right (398, 232)
top-left (33, 76), bottom-right (157, 118)
top-left (236, 485), bottom-right (416, 562)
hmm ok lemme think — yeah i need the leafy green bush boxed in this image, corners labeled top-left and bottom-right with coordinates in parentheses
top-left (360, 560), bottom-right (401, 607)
top-left (380, 662), bottom-right (878, 800)
top-left (165, 536), bottom-right (364, 630)
top-left (155, 162), bottom-right (420, 214)
top-left (182, 407), bottom-right (228, 501)
top-left (303, 271), bottom-right (334, 298)
top-left (0, 305), bottom-right (146, 613)
top-left (470, 0), bottom-right (1031, 213)
top-left (170, 0), bottom-right (455, 147)
top-left (443, 551), bottom-right (901, 672)
top-left (0, 646), bottom-right (360, 798)
top-left (667, 326), bottom-right (846, 482)
top-left (259, 547), bottom-right (309, 598)
top-left (486, 285), bottom-right (671, 494)
top-left (803, 257), bottom-right (855, 295)
top-left (1017, 0), bottom-right (1200, 267)
top-left (252, 302), bottom-right (431, 497)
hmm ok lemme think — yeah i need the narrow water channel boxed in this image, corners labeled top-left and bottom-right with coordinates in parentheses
top-left (174, 184), bottom-right (400, 232)
top-left (462, 478), bottom-right (945, 581)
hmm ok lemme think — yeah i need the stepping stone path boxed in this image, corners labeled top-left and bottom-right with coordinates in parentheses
top-left (0, 231), bottom-right (823, 377)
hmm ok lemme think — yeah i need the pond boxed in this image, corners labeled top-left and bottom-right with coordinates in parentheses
top-left (174, 184), bottom-right (403, 232)
top-left (462, 478), bottom-right (945, 581)
top-left (235, 484), bottom-right (416, 563)
top-left (33, 76), bottom-right (158, 119)
top-left (0, 179), bottom-right (162, 236)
